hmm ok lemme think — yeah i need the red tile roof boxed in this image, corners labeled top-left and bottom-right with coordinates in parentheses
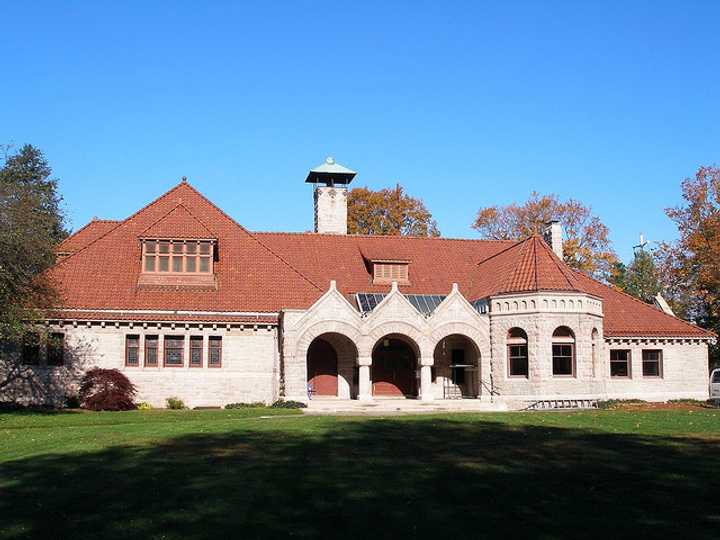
top-left (57, 219), bottom-right (121, 254)
top-left (46, 181), bottom-right (713, 338)
top-left (45, 310), bottom-right (277, 325)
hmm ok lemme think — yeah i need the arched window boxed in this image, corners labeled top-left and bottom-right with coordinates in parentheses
top-left (591, 328), bottom-right (599, 378)
top-left (552, 326), bottom-right (575, 377)
top-left (507, 328), bottom-right (529, 378)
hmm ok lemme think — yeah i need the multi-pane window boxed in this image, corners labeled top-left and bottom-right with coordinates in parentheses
top-left (373, 263), bottom-right (409, 284)
top-left (145, 336), bottom-right (158, 367)
top-left (190, 336), bottom-right (203, 367)
top-left (21, 333), bottom-right (40, 366)
top-left (610, 350), bottom-right (631, 378)
top-left (142, 240), bottom-right (213, 274)
top-left (208, 336), bottom-right (222, 368)
top-left (164, 336), bottom-right (184, 367)
top-left (125, 335), bottom-right (140, 367)
top-left (47, 333), bottom-right (65, 367)
top-left (552, 327), bottom-right (575, 377)
top-left (642, 350), bottom-right (663, 378)
top-left (507, 328), bottom-right (529, 377)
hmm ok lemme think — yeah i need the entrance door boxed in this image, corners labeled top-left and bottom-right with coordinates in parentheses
top-left (372, 339), bottom-right (417, 397)
top-left (307, 339), bottom-right (338, 396)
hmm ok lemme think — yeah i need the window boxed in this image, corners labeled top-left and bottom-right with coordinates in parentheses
top-left (642, 350), bottom-right (663, 378)
top-left (190, 336), bottom-right (203, 367)
top-left (372, 262), bottom-right (409, 284)
top-left (712, 371), bottom-right (720, 384)
top-left (610, 350), bottom-right (631, 378)
top-left (208, 336), bottom-right (222, 368)
top-left (142, 239), bottom-right (214, 275)
top-left (450, 349), bottom-right (465, 384)
top-left (21, 333), bottom-right (40, 366)
top-left (507, 328), bottom-right (529, 377)
top-left (552, 326), bottom-right (575, 377)
top-left (144, 336), bottom-right (158, 367)
top-left (591, 328), bottom-right (599, 378)
top-left (125, 335), bottom-right (140, 367)
top-left (47, 333), bottom-right (65, 366)
top-left (164, 336), bottom-right (184, 367)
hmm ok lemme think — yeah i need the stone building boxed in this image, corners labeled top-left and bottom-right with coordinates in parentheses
top-left (4, 158), bottom-right (713, 409)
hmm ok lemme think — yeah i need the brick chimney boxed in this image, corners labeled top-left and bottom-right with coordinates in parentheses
top-left (544, 220), bottom-right (563, 258)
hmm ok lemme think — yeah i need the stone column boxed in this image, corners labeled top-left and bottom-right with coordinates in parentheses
top-left (419, 357), bottom-right (434, 401)
top-left (358, 356), bottom-right (372, 402)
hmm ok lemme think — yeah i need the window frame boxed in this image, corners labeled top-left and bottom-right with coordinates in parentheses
top-left (610, 349), bottom-right (632, 379)
top-left (141, 239), bottom-right (215, 276)
top-left (144, 335), bottom-right (159, 367)
top-left (551, 327), bottom-right (576, 378)
top-left (125, 334), bottom-right (140, 367)
top-left (642, 349), bottom-right (663, 378)
top-left (208, 336), bottom-right (222, 368)
top-left (508, 343), bottom-right (529, 378)
top-left (46, 333), bottom-right (65, 367)
top-left (189, 336), bottom-right (204, 368)
top-left (372, 262), bottom-right (409, 284)
top-left (163, 336), bottom-right (185, 368)
top-left (21, 332), bottom-right (41, 366)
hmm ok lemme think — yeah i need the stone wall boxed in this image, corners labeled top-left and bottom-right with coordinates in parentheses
top-left (314, 186), bottom-right (348, 234)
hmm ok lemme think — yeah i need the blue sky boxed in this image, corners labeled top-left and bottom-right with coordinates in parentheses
top-left (2, 1), bottom-right (718, 262)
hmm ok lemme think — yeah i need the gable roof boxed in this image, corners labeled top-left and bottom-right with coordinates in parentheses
top-left (47, 181), bottom-right (713, 338)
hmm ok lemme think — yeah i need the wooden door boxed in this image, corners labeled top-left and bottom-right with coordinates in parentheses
top-left (372, 340), bottom-right (416, 396)
top-left (307, 339), bottom-right (338, 396)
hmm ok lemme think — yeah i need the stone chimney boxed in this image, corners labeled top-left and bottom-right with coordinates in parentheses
top-left (543, 220), bottom-right (563, 258)
top-left (305, 157), bottom-right (356, 234)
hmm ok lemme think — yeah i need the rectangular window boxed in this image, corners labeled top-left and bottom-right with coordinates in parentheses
top-left (208, 336), bottom-right (222, 368)
top-left (190, 336), bottom-right (203, 367)
top-left (125, 335), bottom-right (140, 367)
top-left (610, 350), bottom-right (631, 378)
top-left (145, 335), bottom-right (158, 367)
top-left (373, 262), bottom-right (409, 284)
top-left (164, 336), bottom-right (184, 367)
top-left (642, 350), bottom-right (663, 378)
top-left (21, 333), bottom-right (40, 365)
top-left (141, 240), bottom-right (214, 275)
top-left (552, 344), bottom-right (574, 376)
top-left (46, 333), bottom-right (65, 366)
top-left (508, 344), bottom-right (529, 377)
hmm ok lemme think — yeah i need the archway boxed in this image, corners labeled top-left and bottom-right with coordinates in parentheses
top-left (371, 334), bottom-right (419, 397)
top-left (433, 334), bottom-right (480, 398)
top-left (307, 338), bottom-right (338, 397)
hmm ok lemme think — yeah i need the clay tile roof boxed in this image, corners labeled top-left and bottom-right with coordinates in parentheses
top-left (57, 219), bottom-right (121, 254)
top-left (141, 203), bottom-right (215, 239)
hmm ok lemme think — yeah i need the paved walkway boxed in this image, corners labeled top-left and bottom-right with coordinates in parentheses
top-left (303, 398), bottom-right (511, 415)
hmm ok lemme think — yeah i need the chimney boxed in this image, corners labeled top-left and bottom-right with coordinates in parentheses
top-left (544, 220), bottom-right (563, 259)
top-left (305, 157), bottom-right (356, 234)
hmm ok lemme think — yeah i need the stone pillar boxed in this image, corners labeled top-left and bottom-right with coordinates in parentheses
top-left (358, 356), bottom-right (372, 402)
top-left (419, 357), bottom-right (434, 401)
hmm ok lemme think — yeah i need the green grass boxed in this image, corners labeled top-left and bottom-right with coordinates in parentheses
top-left (1, 409), bottom-right (719, 539)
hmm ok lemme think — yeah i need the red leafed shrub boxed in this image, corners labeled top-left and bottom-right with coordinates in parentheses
top-left (79, 368), bottom-right (137, 411)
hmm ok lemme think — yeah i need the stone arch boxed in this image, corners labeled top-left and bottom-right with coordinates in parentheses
top-left (365, 321), bottom-right (426, 359)
top-left (306, 333), bottom-right (359, 399)
top-left (295, 320), bottom-right (361, 362)
top-left (371, 333), bottom-right (421, 397)
top-left (432, 333), bottom-right (482, 398)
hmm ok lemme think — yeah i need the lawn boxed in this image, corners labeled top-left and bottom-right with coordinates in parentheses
top-left (1, 408), bottom-right (719, 540)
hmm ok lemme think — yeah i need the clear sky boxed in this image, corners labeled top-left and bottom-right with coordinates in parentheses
top-left (2, 1), bottom-right (718, 262)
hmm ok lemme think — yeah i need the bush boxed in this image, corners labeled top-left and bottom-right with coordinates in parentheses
top-left (597, 399), bottom-right (646, 410)
top-left (136, 401), bottom-right (153, 410)
top-left (79, 368), bottom-right (137, 411)
top-left (166, 397), bottom-right (186, 410)
top-left (270, 399), bottom-right (307, 409)
top-left (64, 395), bottom-right (81, 409)
top-left (225, 402), bottom-right (267, 409)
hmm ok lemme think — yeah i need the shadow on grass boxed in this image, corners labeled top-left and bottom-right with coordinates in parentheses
top-left (1, 418), bottom-right (719, 539)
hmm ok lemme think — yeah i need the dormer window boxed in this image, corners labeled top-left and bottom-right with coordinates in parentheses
top-left (142, 239), bottom-right (214, 274)
top-left (138, 238), bottom-right (216, 287)
top-left (372, 261), bottom-right (409, 284)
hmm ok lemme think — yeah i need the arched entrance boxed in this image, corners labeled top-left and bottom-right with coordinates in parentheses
top-left (372, 335), bottom-right (418, 397)
top-left (307, 338), bottom-right (338, 397)
top-left (433, 334), bottom-right (480, 399)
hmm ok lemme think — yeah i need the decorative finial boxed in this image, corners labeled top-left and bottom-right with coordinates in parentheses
top-left (325, 156), bottom-right (335, 165)
top-left (181, 176), bottom-right (188, 184)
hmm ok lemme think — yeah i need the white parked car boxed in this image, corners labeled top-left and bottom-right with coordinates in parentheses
top-left (710, 369), bottom-right (720, 402)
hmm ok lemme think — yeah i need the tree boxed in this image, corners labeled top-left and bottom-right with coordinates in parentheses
top-left (0, 144), bottom-right (69, 399)
top-left (472, 192), bottom-right (617, 280)
top-left (655, 165), bottom-right (720, 367)
top-left (347, 184), bottom-right (440, 237)
top-left (615, 249), bottom-right (661, 303)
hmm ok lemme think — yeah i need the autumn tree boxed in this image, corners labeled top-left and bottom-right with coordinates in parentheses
top-left (0, 144), bottom-right (69, 397)
top-left (348, 183), bottom-right (440, 237)
top-left (472, 192), bottom-right (617, 280)
top-left (655, 165), bottom-right (720, 367)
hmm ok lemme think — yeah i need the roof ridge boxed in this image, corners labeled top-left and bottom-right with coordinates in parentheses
top-left (572, 269), bottom-right (715, 337)
top-left (252, 230), bottom-right (517, 244)
top-left (474, 237), bottom-right (526, 267)
top-left (535, 236), bottom-right (584, 292)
